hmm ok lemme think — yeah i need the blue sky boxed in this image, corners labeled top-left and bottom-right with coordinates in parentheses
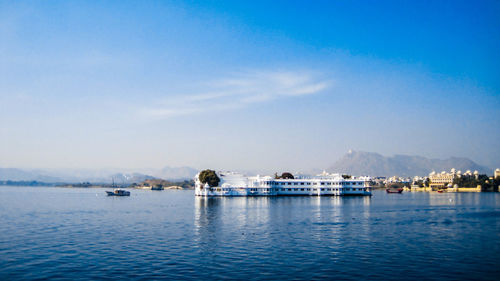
top-left (0, 0), bottom-right (499, 172)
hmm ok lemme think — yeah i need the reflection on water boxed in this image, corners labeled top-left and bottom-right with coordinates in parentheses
top-left (1, 187), bottom-right (499, 281)
top-left (194, 196), bottom-right (374, 254)
top-left (194, 196), bottom-right (372, 233)
top-left (191, 192), bottom-right (499, 280)
top-left (427, 191), bottom-right (489, 207)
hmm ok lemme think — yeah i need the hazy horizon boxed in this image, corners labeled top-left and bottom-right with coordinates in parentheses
top-left (0, 150), bottom-right (496, 180)
top-left (1, 1), bottom-right (499, 172)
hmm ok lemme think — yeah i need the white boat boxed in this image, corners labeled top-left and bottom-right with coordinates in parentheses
top-left (195, 171), bottom-right (371, 197)
top-left (106, 189), bottom-right (131, 196)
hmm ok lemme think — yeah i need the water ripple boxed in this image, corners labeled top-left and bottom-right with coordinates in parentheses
top-left (0, 187), bottom-right (499, 280)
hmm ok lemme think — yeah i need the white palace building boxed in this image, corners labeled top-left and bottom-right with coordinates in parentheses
top-left (195, 171), bottom-right (372, 197)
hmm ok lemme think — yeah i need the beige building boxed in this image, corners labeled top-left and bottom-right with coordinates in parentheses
top-left (495, 168), bottom-right (500, 179)
top-left (429, 170), bottom-right (455, 188)
top-left (429, 168), bottom-right (480, 188)
top-left (429, 168), bottom-right (481, 188)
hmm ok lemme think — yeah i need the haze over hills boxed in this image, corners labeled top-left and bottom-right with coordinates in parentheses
top-left (0, 152), bottom-right (493, 182)
top-left (0, 166), bottom-right (199, 183)
top-left (328, 151), bottom-right (492, 177)
top-left (150, 166), bottom-right (199, 181)
top-left (0, 168), bottom-right (61, 182)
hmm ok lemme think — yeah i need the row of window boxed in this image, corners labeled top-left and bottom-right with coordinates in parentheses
top-left (279, 188), bottom-right (366, 192)
top-left (215, 188), bottom-right (366, 192)
top-left (268, 182), bottom-right (363, 186)
top-left (217, 188), bottom-right (272, 192)
top-left (250, 188), bottom-right (270, 192)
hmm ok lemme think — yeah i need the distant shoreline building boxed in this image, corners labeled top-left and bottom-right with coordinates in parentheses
top-left (429, 168), bottom-right (479, 188)
top-left (495, 168), bottom-right (500, 179)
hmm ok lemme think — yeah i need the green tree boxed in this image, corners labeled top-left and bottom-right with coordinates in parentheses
top-left (280, 172), bottom-right (294, 179)
top-left (199, 169), bottom-right (220, 187)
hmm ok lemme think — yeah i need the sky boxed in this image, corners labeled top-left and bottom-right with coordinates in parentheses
top-left (0, 0), bottom-right (499, 173)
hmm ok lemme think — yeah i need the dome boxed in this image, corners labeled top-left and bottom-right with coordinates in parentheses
top-left (474, 170), bottom-right (479, 175)
top-left (451, 168), bottom-right (456, 173)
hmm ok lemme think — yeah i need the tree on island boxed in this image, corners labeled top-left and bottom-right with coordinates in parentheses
top-left (280, 172), bottom-right (294, 179)
top-left (342, 174), bottom-right (351, 179)
top-left (199, 169), bottom-right (220, 187)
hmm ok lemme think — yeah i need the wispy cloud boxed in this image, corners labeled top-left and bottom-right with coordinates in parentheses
top-left (143, 70), bottom-right (331, 118)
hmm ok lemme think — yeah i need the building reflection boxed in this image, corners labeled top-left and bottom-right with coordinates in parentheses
top-left (428, 192), bottom-right (483, 206)
top-left (193, 196), bottom-right (272, 247)
top-left (193, 195), bottom-right (372, 251)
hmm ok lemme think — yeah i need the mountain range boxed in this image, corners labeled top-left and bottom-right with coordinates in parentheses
top-left (328, 150), bottom-right (492, 177)
top-left (0, 166), bottom-right (199, 183)
top-left (0, 168), bottom-right (61, 182)
top-left (0, 152), bottom-right (493, 182)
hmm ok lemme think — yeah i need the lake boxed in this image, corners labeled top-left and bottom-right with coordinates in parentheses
top-left (0, 186), bottom-right (499, 280)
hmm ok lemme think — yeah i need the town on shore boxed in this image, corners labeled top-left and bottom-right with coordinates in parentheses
top-left (373, 168), bottom-right (500, 193)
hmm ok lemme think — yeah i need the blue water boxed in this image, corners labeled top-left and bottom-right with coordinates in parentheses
top-left (0, 187), bottom-right (499, 280)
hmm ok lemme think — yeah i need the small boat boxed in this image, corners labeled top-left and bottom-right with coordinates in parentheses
top-left (386, 188), bottom-right (403, 194)
top-left (437, 190), bottom-right (444, 193)
top-left (106, 189), bottom-right (131, 196)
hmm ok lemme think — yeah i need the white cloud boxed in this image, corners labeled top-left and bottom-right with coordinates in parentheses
top-left (142, 70), bottom-right (331, 118)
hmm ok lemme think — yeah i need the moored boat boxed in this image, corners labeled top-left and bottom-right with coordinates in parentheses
top-left (106, 189), bottom-right (130, 196)
top-left (386, 188), bottom-right (403, 194)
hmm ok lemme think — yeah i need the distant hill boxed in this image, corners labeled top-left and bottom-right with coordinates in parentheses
top-left (111, 173), bottom-right (157, 184)
top-left (0, 168), bottom-right (62, 182)
top-left (151, 166), bottom-right (198, 181)
top-left (328, 151), bottom-right (491, 177)
top-left (0, 166), bottom-right (198, 183)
